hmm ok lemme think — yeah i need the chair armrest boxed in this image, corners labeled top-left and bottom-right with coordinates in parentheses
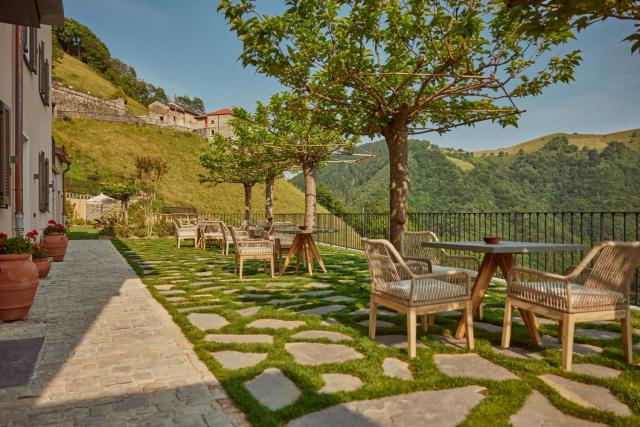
top-left (402, 256), bottom-right (433, 271)
top-left (237, 239), bottom-right (273, 249)
top-left (443, 254), bottom-right (480, 271)
top-left (508, 267), bottom-right (568, 283)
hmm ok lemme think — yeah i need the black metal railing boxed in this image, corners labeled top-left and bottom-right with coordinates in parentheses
top-left (180, 210), bottom-right (640, 304)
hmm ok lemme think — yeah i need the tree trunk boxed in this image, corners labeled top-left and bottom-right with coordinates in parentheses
top-left (122, 199), bottom-right (129, 226)
top-left (302, 161), bottom-right (317, 229)
top-left (384, 116), bottom-right (409, 250)
top-left (243, 182), bottom-right (252, 223)
top-left (265, 174), bottom-right (275, 223)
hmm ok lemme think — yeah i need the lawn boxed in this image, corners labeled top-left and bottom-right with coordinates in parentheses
top-left (68, 225), bottom-right (100, 240)
top-left (113, 238), bottom-right (640, 427)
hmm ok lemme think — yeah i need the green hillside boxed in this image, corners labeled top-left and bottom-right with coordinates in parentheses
top-left (53, 53), bottom-right (148, 116)
top-left (293, 132), bottom-right (640, 212)
top-left (54, 119), bottom-right (324, 214)
top-left (474, 128), bottom-right (640, 157)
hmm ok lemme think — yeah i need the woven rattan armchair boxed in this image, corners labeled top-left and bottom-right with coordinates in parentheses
top-left (220, 223), bottom-right (248, 255)
top-left (265, 222), bottom-right (296, 270)
top-left (363, 238), bottom-right (474, 358)
top-left (230, 228), bottom-right (274, 279)
top-left (173, 220), bottom-right (197, 248)
top-left (401, 231), bottom-right (482, 322)
top-left (502, 241), bottom-right (640, 371)
top-left (401, 231), bottom-right (480, 278)
top-left (197, 221), bottom-right (225, 250)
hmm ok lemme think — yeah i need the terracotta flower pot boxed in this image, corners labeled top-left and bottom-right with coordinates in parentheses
top-left (33, 257), bottom-right (51, 279)
top-left (42, 233), bottom-right (68, 262)
top-left (0, 253), bottom-right (39, 322)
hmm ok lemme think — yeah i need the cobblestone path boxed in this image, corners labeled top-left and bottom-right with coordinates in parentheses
top-left (0, 240), bottom-right (248, 427)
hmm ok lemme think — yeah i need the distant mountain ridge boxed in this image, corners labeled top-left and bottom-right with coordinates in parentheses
top-left (474, 128), bottom-right (640, 157)
top-left (292, 128), bottom-right (640, 213)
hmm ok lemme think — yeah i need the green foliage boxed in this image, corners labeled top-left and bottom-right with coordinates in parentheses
top-left (316, 184), bottom-right (346, 216)
top-left (219, 0), bottom-right (581, 137)
top-left (504, 0), bottom-right (640, 54)
top-left (54, 18), bottom-right (111, 72)
top-left (102, 183), bottom-right (140, 202)
top-left (295, 137), bottom-right (640, 212)
top-left (0, 234), bottom-right (32, 254)
top-left (175, 96), bottom-right (205, 114)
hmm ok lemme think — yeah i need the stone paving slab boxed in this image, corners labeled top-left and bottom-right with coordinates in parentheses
top-left (319, 373), bottom-right (363, 394)
top-left (286, 342), bottom-right (364, 366)
top-left (491, 346), bottom-right (543, 360)
top-left (245, 368), bottom-right (301, 410)
top-left (0, 240), bottom-right (246, 427)
top-left (359, 319), bottom-right (394, 328)
top-left (573, 364), bottom-right (622, 379)
top-left (291, 330), bottom-right (352, 342)
top-left (541, 335), bottom-right (603, 355)
top-left (376, 335), bottom-right (426, 350)
top-left (236, 307), bottom-right (261, 317)
top-left (187, 313), bottom-right (229, 331)
top-left (205, 334), bottom-right (273, 344)
top-left (540, 374), bottom-right (631, 416)
top-left (299, 305), bottom-right (346, 316)
top-left (575, 328), bottom-right (621, 340)
top-left (382, 358), bottom-right (413, 380)
top-left (290, 385), bottom-right (487, 426)
top-left (247, 319), bottom-right (305, 330)
top-left (434, 354), bottom-right (519, 381)
top-left (510, 390), bottom-right (606, 427)
top-left (212, 351), bottom-right (267, 370)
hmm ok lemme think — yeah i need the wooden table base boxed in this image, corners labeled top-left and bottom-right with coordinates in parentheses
top-left (454, 253), bottom-right (542, 345)
top-left (280, 234), bottom-right (327, 276)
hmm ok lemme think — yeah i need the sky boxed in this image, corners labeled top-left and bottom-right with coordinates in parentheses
top-left (62, 0), bottom-right (639, 151)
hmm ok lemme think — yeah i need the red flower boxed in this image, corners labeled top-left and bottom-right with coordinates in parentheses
top-left (0, 232), bottom-right (7, 239)
top-left (48, 219), bottom-right (57, 225)
top-left (26, 230), bottom-right (38, 239)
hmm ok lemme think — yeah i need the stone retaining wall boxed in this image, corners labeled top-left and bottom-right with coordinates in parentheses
top-left (52, 82), bottom-right (126, 115)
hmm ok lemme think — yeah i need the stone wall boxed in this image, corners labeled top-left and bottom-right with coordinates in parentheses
top-left (53, 82), bottom-right (126, 115)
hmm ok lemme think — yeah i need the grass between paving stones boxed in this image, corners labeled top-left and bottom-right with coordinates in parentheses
top-left (112, 238), bottom-right (640, 427)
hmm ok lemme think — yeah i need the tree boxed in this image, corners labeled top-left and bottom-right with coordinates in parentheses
top-left (175, 96), bottom-right (206, 114)
top-left (199, 133), bottom-right (267, 222)
top-left (229, 107), bottom-right (297, 222)
top-left (219, 0), bottom-right (582, 248)
top-left (252, 92), bottom-right (357, 228)
top-left (102, 183), bottom-right (140, 226)
top-left (54, 18), bottom-right (111, 72)
top-left (504, 0), bottom-right (640, 54)
top-left (135, 155), bottom-right (169, 237)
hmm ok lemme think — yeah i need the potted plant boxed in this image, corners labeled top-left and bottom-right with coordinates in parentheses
top-left (0, 232), bottom-right (39, 322)
top-left (28, 230), bottom-right (51, 279)
top-left (42, 220), bottom-right (68, 262)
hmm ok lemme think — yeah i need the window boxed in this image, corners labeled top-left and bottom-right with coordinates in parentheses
top-left (22, 27), bottom-right (38, 73)
top-left (38, 151), bottom-right (50, 212)
top-left (0, 101), bottom-right (11, 208)
top-left (38, 41), bottom-right (50, 106)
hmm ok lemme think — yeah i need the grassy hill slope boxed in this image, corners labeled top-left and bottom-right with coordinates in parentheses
top-left (53, 53), bottom-right (148, 116)
top-left (54, 119), bottom-right (324, 214)
top-left (474, 128), bottom-right (640, 157)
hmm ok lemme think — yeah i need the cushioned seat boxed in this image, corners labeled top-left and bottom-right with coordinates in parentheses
top-left (431, 265), bottom-right (478, 279)
top-left (380, 279), bottom-right (468, 303)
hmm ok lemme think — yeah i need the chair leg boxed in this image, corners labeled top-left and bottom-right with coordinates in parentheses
top-left (177, 237), bottom-right (181, 248)
top-left (621, 312), bottom-right (633, 364)
top-left (464, 300), bottom-right (475, 351)
top-left (558, 320), bottom-right (563, 343)
top-left (234, 255), bottom-right (238, 275)
top-left (420, 315), bottom-right (429, 332)
top-left (501, 298), bottom-right (512, 349)
top-left (368, 295), bottom-right (377, 339)
top-left (270, 256), bottom-right (275, 279)
top-left (238, 258), bottom-right (244, 280)
top-left (476, 302), bottom-right (484, 321)
top-left (428, 314), bottom-right (436, 325)
top-left (407, 308), bottom-right (417, 358)
top-left (561, 314), bottom-right (575, 371)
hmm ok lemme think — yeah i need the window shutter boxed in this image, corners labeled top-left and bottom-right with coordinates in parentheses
top-left (0, 103), bottom-right (10, 208)
top-left (39, 41), bottom-right (45, 100)
top-left (29, 28), bottom-right (37, 72)
top-left (44, 157), bottom-right (50, 212)
top-left (43, 59), bottom-right (50, 105)
top-left (38, 151), bottom-right (45, 212)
